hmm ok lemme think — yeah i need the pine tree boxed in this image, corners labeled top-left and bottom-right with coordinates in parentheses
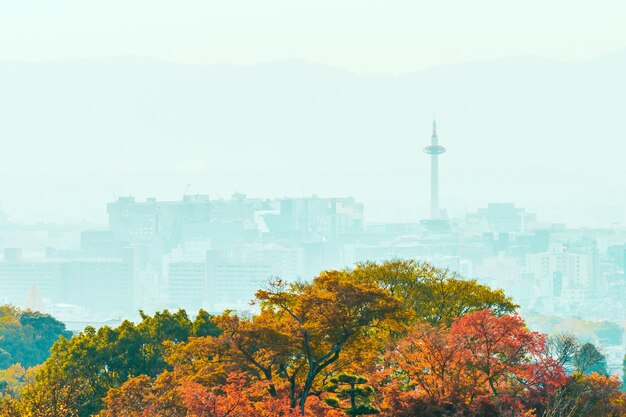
top-left (323, 373), bottom-right (379, 416)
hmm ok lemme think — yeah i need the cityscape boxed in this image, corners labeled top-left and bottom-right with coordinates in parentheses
top-left (1, 122), bottom-right (624, 375)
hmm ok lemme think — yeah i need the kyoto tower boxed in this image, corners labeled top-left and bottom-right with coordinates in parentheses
top-left (423, 120), bottom-right (446, 219)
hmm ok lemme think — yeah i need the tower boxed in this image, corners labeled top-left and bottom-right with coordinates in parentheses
top-left (423, 120), bottom-right (446, 219)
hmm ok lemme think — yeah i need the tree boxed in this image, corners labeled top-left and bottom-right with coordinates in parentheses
top-left (96, 374), bottom-right (155, 417)
top-left (193, 310), bottom-right (222, 338)
top-left (0, 364), bottom-right (27, 398)
top-left (18, 347), bottom-right (93, 417)
top-left (450, 310), bottom-right (566, 410)
top-left (99, 369), bottom-right (339, 417)
top-left (0, 364), bottom-right (27, 417)
top-left (353, 260), bottom-right (517, 326)
top-left (543, 373), bottom-right (626, 417)
top-left (545, 333), bottom-right (580, 371)
top-left (180, 373), bottom-right (253, 417)
top-left (213, 309), bottom-right (294, 399)
top-left (0, 396), bottom-right (22, 417)
top-left (323, 373), bottom-right (379, 416)
top-left (98, 370), bottom-right (190, 417)
top-left (17, 309), bottom-right (217, 417)
top-left (384, 310), bottom-right (566, 415)
top-left (0, 306), bottom-right (72, 370)
top-left (573, 343), bottom-right (608, 376)
top-left (254, 270), bottom-right (400, 414)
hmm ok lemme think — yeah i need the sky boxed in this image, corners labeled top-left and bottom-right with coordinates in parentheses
top-left (1, 1), bottom-right (626, 74)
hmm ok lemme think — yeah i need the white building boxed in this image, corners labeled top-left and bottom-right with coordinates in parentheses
top-left (526, 246), bottom-right (594, 298)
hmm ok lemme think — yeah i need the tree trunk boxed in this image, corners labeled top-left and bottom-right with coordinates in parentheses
top-left (298, 367), bottom-right (318, 415)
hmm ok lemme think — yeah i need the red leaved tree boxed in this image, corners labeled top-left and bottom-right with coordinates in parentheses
top-left (383, 310), bottom-right (567, 416)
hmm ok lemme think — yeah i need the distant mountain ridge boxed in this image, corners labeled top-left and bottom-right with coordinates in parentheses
top-left (1, 51), bottom-right (625, 173)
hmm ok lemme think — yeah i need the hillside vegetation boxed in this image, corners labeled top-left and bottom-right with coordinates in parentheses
top-left (0, 260), bottom-right (624, 417)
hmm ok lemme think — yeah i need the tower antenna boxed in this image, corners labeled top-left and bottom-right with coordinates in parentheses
top-left (423, 119), bottom-right (446, 219)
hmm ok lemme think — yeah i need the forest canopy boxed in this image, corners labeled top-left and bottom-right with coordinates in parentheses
top-left (0, 260), bottom-right (623, 417)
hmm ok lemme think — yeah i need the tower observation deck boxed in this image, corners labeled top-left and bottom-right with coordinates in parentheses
top-left (423, 120), bottom-right (446, 219)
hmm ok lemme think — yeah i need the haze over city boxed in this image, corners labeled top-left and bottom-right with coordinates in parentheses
top-left (1, 4), bottom-right (626, 415)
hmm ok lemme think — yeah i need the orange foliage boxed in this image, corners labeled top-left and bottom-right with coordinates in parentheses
top-left (179, 373), bottom-right (251, 417)
top-left (180, 372), bottom-right (344, 417)
top-left (382, 310), bottom-right (567, 416)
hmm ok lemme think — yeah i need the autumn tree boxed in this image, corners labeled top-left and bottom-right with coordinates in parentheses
top-left (100, 369), bottom-right (339, 417)
top-left (180, 373), bottom-right (252, 417)
top-left (0, 364), bottom-right (27, 417)
top-left (98, 371), bottom-right (191, 417)
top-left (254, 270), bottom-right (400, 414)
top-left (0, 396), bottom-right (22, 417)
top-left (0, 364), bottom-right (27, 399)
top-left (179, 372), bottom-right (341, 417)
top-left (383, 310), bottom-right (566, 416)
top-left (98, 325), bottom-right (293, 417)
top-left (17, 349), bottom-right (93, 417)
top-left (97, 374), bottom-right (156, 417)
top-left (65, 262), bottom-right (523, 416)
top-left (213, 309), bottom-right (293, 399)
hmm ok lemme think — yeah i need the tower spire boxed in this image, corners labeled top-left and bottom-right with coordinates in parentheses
top-left (423, 120), bottom-right (446, 219)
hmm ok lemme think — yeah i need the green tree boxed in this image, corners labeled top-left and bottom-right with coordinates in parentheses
top-left (573, 342), bottom-right (608, 376)
top-left (323, 373), bottom-right (379, 416)
top-left (17, 309), bottom-right (220, 417)
top-left (353, 260), bottom-right (517, 326)
top-left (0, 306), bottom-right (72, 370)
top-left (192, 309), bottom-right (222, 338)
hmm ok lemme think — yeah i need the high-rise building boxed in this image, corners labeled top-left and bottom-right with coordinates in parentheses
top-left (525, 247), bottom-right (594, 298)
top-left (0, 248), bottom-right (136, 315)
top-left (0, 248), bottom-right (62, 305)
top-left (263, 197), bottom-right (364, 242)
top-left (206, 251), bottom-right (273, 308)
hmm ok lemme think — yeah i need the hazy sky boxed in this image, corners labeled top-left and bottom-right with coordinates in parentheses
top-left (1, 1), bottom-right (626, 227)
top-left (1, 1), bottom-right (626, 73)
